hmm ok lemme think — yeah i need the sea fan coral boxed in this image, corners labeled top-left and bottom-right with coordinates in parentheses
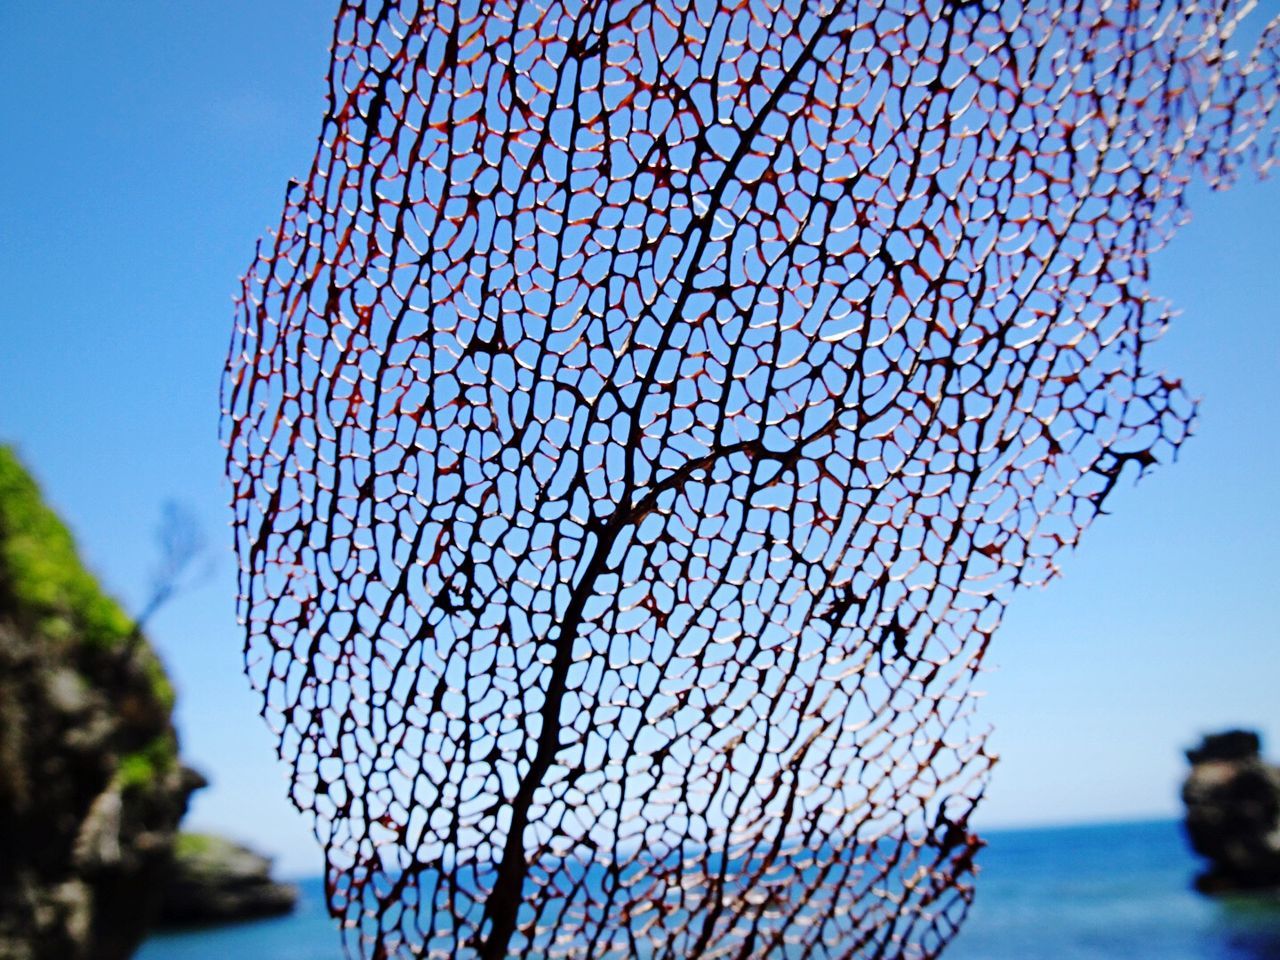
top-left (223, 0), bottom-right (1278, 955)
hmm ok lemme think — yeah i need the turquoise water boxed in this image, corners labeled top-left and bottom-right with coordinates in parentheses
top-left (137, 820), bottom-right (1280, 959)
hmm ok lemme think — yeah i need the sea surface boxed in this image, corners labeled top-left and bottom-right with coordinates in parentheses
top-left (137, 820), bottom-right (1280, 959)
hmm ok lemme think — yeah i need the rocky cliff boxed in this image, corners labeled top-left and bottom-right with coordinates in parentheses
top-left (1182, 729), bottom-right (1280, 894)
top-left (157, 833), bottom-right (297, 928)
top-left (0, 447), bottom-right (202, 960)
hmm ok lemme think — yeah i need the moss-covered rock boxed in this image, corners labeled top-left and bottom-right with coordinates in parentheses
top-left (0, 446), bottom-right (202, 960)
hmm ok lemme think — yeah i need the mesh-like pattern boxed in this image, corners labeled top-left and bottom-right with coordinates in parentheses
top-left (222, 0), bottom-right (1278, 956)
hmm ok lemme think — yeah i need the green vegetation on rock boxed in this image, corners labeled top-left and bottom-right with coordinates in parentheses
top-left (0, 447), bottom-right (134, 650)
top-left (0, 445), bottom-right (174, 712)
top-left (117, 733), bottom-right (179, 792)
top-left (174, 832), bottom-right (219, 859)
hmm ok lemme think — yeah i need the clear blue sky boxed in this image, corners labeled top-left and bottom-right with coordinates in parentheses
top-left (1, 2), bottom-right (1276, 877)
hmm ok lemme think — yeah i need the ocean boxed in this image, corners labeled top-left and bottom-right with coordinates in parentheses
top-left (137, 820), bottom-right (1280, 959)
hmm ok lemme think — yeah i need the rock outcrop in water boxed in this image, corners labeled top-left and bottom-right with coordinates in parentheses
top-left (0, 446), bottom-right (201, 960)
top-left (1182, 729), bottom-right (1280, 893)
top-left (157, 833), bottom-right (298, 927)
